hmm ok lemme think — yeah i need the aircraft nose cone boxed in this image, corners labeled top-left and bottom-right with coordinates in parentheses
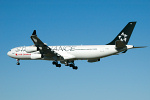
top-left (7, 51), bottom-right (11, 57)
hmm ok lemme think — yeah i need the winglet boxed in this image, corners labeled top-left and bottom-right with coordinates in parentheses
top-left (32, 30), bottom-right (37, 36)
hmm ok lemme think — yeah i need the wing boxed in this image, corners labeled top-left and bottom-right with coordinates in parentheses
top-left (30, 30), bottom-right (75, 60)
top-left (30, 30), bottom-right (57, 57)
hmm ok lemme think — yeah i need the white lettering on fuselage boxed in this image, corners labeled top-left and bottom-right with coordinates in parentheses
top-left (50, 46), bottom-right (75, 51)
top-left (15, 46), bottom-right (97, 53)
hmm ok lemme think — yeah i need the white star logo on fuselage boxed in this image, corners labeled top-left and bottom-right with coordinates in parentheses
top-left (118, 32), bottom-right (128, 42)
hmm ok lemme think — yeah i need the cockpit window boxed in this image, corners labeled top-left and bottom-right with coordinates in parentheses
top-left (15, 48), bottom-right (20, 52)
top-left (15, 47), bottom-right (26, 52)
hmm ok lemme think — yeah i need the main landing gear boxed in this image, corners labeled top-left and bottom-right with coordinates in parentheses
top-left (70, 64), bottom-right (78, 70)
top-left (65, 61), bottom-right (78, 70)
top-left (52, 61), bottom-right (61, 67)
top-left (16, 59), bottom-right (20, 65)
top-left (67, 61), bottom-right (78, 70)
top-left (52, 61), bottom-right (78, 70)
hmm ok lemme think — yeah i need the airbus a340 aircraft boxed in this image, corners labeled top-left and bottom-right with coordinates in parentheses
top-left (7, 22), bottom-right (145, 70)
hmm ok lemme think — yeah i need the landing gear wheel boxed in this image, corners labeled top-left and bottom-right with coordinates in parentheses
top-left (52, 61), bottom-right (57, 65)
top-left (16, 59), bottom-right (20, 65)
top-left (56, 64), bottom-right (61, 67)
top-left (53, 61), bottom-right (61, 68)
top-left (16, 62), bottom-right (20, 65)
top-left (73, 66), bottom-right (78, 70)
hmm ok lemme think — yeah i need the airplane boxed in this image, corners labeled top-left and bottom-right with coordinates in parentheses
top-left (7, 22), bottom-right (146, 70)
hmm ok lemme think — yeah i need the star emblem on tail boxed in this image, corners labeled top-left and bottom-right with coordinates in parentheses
top-left (118, 32), bottom-right (128, 42)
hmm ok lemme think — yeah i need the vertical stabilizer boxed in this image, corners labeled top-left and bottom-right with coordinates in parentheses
top-left (107, 22), bottom-right (136, 45)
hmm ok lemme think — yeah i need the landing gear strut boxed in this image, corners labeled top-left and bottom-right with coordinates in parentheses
top-left (52, 61), bottom-right (61, 67)
top-left (68, 61), bottom-right (78, 70)
top-left (16, 59), bottom-right (20, 65)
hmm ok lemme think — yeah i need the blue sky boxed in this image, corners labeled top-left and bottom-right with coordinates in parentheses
top-left (0, 0), bottom-right (150, 100)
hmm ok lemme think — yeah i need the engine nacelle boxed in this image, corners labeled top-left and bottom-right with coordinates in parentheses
top-left (26, 46), bottom-right (38, 53)
top-left (88, 59), bottom-right (100, 63)
top-left (31, 54), bottom-right (42, 59)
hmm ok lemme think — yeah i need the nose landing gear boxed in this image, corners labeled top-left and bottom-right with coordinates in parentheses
top-left (16, 59), bottom-right (20, 65)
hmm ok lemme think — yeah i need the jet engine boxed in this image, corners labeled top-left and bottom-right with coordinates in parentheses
top-left (87, 59), bottom-right (100, 63)
top-left (31, 54), bottom-right (42, 59)
top-left (26, 46), bottom-right (38, 53)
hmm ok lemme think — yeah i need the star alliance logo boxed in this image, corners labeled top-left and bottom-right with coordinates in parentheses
top-left (118, 32), bottom-right (128, 42)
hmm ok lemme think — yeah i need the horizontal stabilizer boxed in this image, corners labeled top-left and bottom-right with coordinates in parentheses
top-left (115, 40), bottom-right (126, 49)
top-left (124, 46), bottom-right (147, 53)
top-left (122, 50), bottom-right (127, 53)
top-left (133, 46), bottom-right (147, 48)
